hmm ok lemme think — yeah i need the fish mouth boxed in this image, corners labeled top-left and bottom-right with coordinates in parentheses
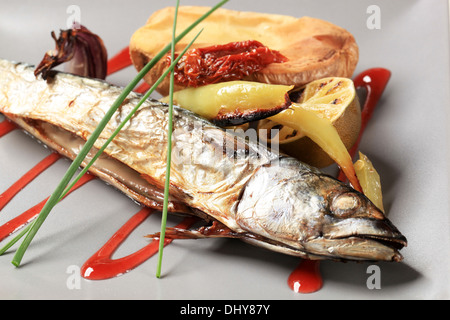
top-left (348, 232), bottom-right (407, 251)
top-left (306, 218), bottom-right (407, 262)
top-left (334, 234), bottom-right (407, 262)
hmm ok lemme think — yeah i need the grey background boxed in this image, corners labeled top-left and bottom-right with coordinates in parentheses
top-left (0, 0), bottom-right (449, 299)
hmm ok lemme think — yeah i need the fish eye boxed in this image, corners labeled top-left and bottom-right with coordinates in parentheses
top-left (330, 192), bottom-right (361, 218)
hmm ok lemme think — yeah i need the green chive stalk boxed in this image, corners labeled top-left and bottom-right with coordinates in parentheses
top-left (156, 0), bottom-right (179, 279)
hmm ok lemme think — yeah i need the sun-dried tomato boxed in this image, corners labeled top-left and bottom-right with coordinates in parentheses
top-left (168, 40), bottom-right (288, 87)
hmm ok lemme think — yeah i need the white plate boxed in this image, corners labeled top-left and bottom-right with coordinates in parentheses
top-left (0, 0), bottom-right (449, 300)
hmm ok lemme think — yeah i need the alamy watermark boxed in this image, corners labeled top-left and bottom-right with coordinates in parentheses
top-left (66, 5), bottom-right (81, 29)
top-left (366, 265), bottom-right (382, 289)
top-left (367, 5), bottom-right (381, 30)
top-left (66, 264), bottom-right (81, 290)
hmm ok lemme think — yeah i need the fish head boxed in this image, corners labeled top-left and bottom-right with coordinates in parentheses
top-left (306, 186), bottom-right (407, 262)
top-left (236, 158), bottom-right (407, 261)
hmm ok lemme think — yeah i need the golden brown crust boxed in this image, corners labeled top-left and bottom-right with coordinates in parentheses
top-left (129, 6), bottom-right (359, 96)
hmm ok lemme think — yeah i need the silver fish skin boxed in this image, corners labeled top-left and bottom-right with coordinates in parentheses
top-left (0, 59), bottom-right (406, 261)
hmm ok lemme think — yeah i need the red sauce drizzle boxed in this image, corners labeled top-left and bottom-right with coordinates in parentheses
top-left (338, 68), bottom-right (391, 181)
top-left (289, 68), bottom-right (391, 293)
top-left (0, 160), bottom-right (95, 242)
top-left (288, 260), bottom-right (323, 294)
top-left (0, 153), bottom-right (60, 212)
top-left (106, 46), bottom-right (132, 76)
top-left (0, 119), bottom-right (17, 137)
top-left (134, 82), bottom-right (151, 94)
top-left (81, 209), bottom-right (196, 280)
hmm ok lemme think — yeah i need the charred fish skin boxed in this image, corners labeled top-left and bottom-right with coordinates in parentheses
top-left (0, 58), bottom-right (407, 262)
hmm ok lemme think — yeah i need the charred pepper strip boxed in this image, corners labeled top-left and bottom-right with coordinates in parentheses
top-left (163, 80), bottom-right (293, 126)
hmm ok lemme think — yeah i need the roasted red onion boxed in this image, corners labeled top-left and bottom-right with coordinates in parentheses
top-left (35, 25), bottom-right (107, 80)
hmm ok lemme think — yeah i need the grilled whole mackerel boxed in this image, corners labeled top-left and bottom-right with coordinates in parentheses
top-left (0, 59), bottom-right (407, 261)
